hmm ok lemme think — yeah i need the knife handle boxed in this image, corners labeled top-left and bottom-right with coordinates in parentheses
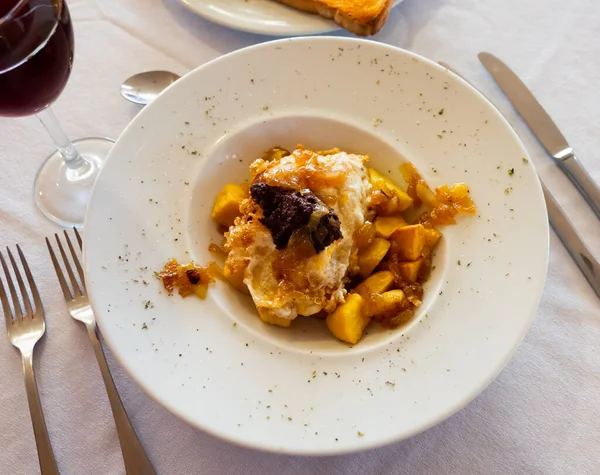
top-left (558, 154), bottom-right (600, 220)
top-left (542, 183), bottom-right (600, 298)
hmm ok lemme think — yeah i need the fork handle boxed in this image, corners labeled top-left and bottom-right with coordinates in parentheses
top-left (22, 353), bottom-right (60, 475)
top-left (85, 323), bottom-right (157, 475)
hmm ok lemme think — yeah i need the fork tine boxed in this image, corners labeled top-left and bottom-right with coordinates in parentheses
top-left (0, 254), bottom-right (14, 328)
top-left (74, 227), bottom-right (83, 251)
top-left (46, 238), bottom-right (73, 301)
top-left (0, 250), bottom-right (22, 319)
top-left (54, 234), bottom-right (82, 297)
top-left (17, 245), bottom-right (43, 316)
top-left (64, 230), bottom-right (85, 292)
top-left (7, 248), bottom-right (33, 318)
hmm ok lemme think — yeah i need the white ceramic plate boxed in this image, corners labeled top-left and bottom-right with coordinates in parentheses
top-left (179, 0), bottom-right (403, 36)
top-left (85, 37), bottom-right (549, 455)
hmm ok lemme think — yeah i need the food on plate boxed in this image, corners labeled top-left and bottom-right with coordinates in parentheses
top-left (159, 145), bottom-right (476, 345)
top-left (274, 0), bottom-right (393, 37)
top-left (157, 259), bottom-right (218, 299)
top-left (211, 184), bottom-right (247, 228)
top-left (224, 147), bottom-right (370, 322)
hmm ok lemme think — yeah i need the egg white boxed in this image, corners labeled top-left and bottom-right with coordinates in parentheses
top-left (239, 150), bottom-right (371, 320)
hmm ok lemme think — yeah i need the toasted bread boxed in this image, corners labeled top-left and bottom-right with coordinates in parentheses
top-left (276, 0), bottom-right (392, 36)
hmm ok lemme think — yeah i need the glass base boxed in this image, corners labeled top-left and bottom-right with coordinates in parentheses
top-left (34, 137), bottom-right (114, 228)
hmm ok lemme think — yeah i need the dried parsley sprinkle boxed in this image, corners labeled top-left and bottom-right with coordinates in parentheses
top-left (457, 260), bottom-right (461, 265)
top-left (522, 157), bottom-right (528, 163)
top-left (357, 431), bottom-right (364, 437)
top-left (438, 108), bottom-right (444, 115)
top-left (508, 168), bottom-right (515, 176)
top-left (141, 322), bottom-right (148, 330)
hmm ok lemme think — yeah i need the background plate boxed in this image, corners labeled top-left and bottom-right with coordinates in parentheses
top-left (178, 0), bottom-right (403, 36)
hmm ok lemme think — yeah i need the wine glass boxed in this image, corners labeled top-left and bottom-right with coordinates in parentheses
top-left (0, 0), bottom-right (113, 227)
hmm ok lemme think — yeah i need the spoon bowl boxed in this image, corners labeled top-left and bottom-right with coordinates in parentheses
top-left (121, 70), bottom-right (181, 105)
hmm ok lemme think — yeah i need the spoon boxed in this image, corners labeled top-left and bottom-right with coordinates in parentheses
top-left (120, 70), bottom-right (181, 105)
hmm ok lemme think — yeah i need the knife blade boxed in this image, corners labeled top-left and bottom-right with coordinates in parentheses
top-left (439, 60), bottom-right (600, 299)
top-left (478, 52), bottom-right (600, 220)
top-left (542, 183), bottom-right (600, 298)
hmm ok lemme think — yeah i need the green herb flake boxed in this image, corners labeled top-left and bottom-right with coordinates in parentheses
top-left (508, 168), bottom-right (515, 176)
top-left (438, 108), bottom-right (444, 115)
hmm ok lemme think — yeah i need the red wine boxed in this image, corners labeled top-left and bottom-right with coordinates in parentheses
top-left (0, 0), bottom-right (74, 117)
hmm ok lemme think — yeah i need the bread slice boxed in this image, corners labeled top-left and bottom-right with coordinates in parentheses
top-left (276, 0), bottom-right (393, 36)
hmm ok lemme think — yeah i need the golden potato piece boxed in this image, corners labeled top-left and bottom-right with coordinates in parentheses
top-left (211, 184), bottom-right (246, 227)
top-left (374, 215), bottom-right (407, 239)
top-left (416, 182), bottom-right (438, 208)
top-left (354, 270), bottom-right (395, 296)
top-left (358, 238), bottom-right (391, 278)
top-left (423, 227), bottom-right (442, 250)
top-left (368, 289), bottom-right (404, 317)
top-left (263, 147), bottom-right (290, 161)
top-left (394, 258), bottom-right (423, 283)
top-left (326, 294), bottom-right (369, 345)
top-left (223, 261), bottom-right (250, 294)
top-left (368, 168), bottom-right (413, 211)
top-left (390, 224), bottom-right (426, 261)
top-left (258, 308), bottom-right (292, 328)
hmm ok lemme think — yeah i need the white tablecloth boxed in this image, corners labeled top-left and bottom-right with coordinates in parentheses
top-left (1, 0), bottom-right (599, 473)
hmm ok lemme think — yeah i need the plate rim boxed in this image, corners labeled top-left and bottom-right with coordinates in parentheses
top-left (84, 36), bottom-right (550, 455)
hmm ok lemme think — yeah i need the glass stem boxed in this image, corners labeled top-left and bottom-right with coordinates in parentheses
top-left (37, 107), bottom-right (93, 179)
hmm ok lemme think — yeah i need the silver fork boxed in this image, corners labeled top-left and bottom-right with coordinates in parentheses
top-left (47, 230), bottom-right (157, 475)
top-left (0, 246), bottom-right (59, 475)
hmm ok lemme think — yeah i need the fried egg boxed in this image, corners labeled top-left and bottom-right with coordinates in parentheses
top-left (224, 147), bottom-right (371, 322)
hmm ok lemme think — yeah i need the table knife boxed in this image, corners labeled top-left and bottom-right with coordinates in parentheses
top-left (541, 183), bottom-right (600, 297)
top-left (438, 61), bottom-right (600, 298)
top-left (478, 52), bottom-right (600, 220)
